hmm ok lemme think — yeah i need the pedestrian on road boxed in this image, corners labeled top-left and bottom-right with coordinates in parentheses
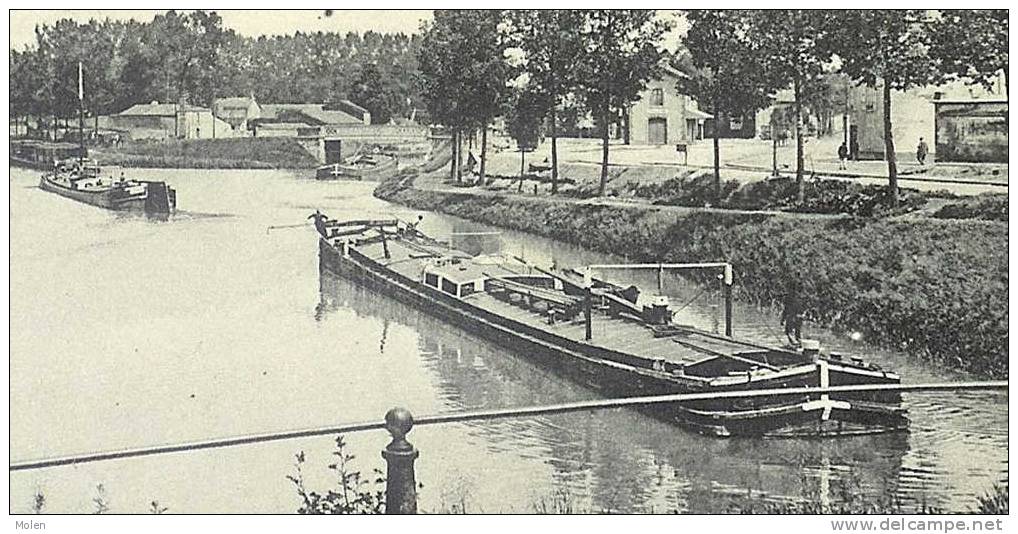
top-left (916, 137), bottom-right (929, 166)
top-left (837, 142), bottom-right (849, 170)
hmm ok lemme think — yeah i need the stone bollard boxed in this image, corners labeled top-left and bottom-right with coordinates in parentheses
top-left (382, 407), bottom-right (419, 514)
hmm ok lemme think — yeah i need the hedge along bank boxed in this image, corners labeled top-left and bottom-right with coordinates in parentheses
top-left (375, 175), bottom-right (1008, 378)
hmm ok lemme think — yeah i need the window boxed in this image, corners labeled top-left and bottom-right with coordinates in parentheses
top-left (729, 117), bottom-right (744, 130)
top-left (441, 278), bottom-right (457, 295)
top-left (425, 272), bottom-right (439, 288)
top-left (651, 88), bottom-right (664, 107)
top-left (460, 282), bottom-right (476, 297)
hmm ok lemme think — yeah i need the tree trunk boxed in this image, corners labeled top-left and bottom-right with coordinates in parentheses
top-left (772, 133), bottom-right (779, 177)
top-left (794, 77), bottom-right (804, 205)
top-left (882, 79), bottom-right (898, 208)
top-left (456, 130), bottom-right (464, 182)
top-left (479, 122), bottom-right (488, 185)
top-left (449, 131), bottom-right (457, 182)
top-left (599, 94), bottom-right (610, 197)
top-left (712, 102), bottom-right (721, 204)
top-left (550, 104), bottom-right (559, 194)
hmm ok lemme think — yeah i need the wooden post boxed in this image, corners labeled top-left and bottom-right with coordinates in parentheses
top-left (379, 225), bottom-right (390, 260)
top-left (584, 288), bottom-right (593, 341)
top-left (382, 407), bottom-right (418, 514)
top-left (723, 264), bottom-right (733, 337)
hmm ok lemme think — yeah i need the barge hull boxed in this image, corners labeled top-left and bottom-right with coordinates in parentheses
top-left (319, 238), bottom-right (907, 437)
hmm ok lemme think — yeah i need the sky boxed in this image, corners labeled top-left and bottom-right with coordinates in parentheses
top-left (10, 9), bottom-right (687, 51)
top-left (9, 10), bottom-right (435, 50)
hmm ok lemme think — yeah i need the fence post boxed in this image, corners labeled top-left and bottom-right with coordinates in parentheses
top-left (723, 264), bottom-right (733, 337)
top-left (382, 407), bottom-right (419, 514)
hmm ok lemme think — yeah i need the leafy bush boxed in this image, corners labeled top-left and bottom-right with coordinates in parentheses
top-left (378, 180), bottom-right (1007, 377)
top-left (622, 173), bottom-right (740, 208)
top-left (932, 193), bottom-right (1008, 222)
top-left (288, 436), bottom-right (385, 514)
top-left (617, 174), bottom-right (929, 217)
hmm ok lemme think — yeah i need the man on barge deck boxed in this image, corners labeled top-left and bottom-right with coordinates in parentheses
top-left (780, 285), bottom-right (805, 347)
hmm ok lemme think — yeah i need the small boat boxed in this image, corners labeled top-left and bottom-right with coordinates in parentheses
top-left (315, 154), bottom-right (398, 181)
top-left (39, 160), bottom-right (176, 215)
top-left (313, 215), bottom-right (908, 437)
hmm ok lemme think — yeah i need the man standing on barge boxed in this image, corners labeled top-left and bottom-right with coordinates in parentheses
top-left (780, 285), bottom-right (805, 347)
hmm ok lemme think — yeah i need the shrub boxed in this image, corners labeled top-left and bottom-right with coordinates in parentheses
top-left (287, 436), bottom-right (385, 514)
top-left (932, 193), bottom-right (1008, 222)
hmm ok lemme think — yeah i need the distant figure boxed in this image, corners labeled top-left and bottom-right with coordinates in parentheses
top-left (405, 215), bottom-right (424, 237)
top-left (308, 210), bottom-right (329, 237)
top-left (780, 286), bottom-right (805, 346)
top-left (916, 137), bottom-right (929, 166)
top-left (850, 138), bottom-right (859, 161)
top-left (466, 151), bottom-right (478, 174)
top-left (837, 142), bottom-right (849, 170)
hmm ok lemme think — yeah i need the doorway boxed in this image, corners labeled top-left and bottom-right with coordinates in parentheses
top-left (648, 118), bottom-right (667, 145)
top-left (324, 139), bottom-right (343, 164)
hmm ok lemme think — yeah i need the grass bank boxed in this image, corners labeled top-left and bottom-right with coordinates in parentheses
top-left (93, 137), bottom-right (319, 169)
top-left (376, 174), bottom-right (1008, 378)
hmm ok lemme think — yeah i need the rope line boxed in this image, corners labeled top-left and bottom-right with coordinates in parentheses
top-left (9, 381), bottom-right (1007, 472)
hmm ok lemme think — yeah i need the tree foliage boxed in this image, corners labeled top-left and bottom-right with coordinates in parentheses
top-left (747, 10), bottom-right (834, 202)
top-left (823, 10), bottom-right (944, 206)
top-left (503, 10), bottom-right (587, 192)
top-left (577, 9), bottom-right (670, 195)
top-left (10, 12), bottom-right (423, 132)
top-left (678, 10), bottom-right (773, 201)
top-left (417, 10), bottom-right (511, 181)
top-left (929, 10), bottom-right (1008, 92)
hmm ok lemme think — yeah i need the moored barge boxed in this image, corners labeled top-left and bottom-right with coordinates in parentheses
top-left (314, 215), bottom-right (908, 437)
top-left (315, 154), bottom-right (398, 181)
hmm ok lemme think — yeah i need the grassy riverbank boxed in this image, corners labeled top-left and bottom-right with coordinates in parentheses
top-left (93, 137), bottom-right (319, 169)
top-left (376, 173), bottom-right (1008, 378)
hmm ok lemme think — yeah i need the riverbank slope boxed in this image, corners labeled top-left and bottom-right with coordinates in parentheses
top-left (375, 171), bottom-right (1008, 378)
top-left (93, 137), bottom-right (319, 169)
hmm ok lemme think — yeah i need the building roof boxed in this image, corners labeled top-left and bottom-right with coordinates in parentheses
top-left (660, 63), bottom-right (688, 80)
top-left (932, 98), bottom-right (1009, 105)
top-left (255, 122), bottom-right (310, 129)
top-left (298, 107), bottom-right (364, 125)
top-left (260, 103), bottom-right (363, 126)
top-left (335, 99), bottom-right (368, 116)
top-left (260, 103), bottom-right (327, 119)
top-left (118, 103), bottom-right (207, 116)
top-left (685, 108), bottom-right (714, 120)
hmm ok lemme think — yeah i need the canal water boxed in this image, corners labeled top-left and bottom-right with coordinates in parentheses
top-left (8, 167), bottom-right (1007, 513)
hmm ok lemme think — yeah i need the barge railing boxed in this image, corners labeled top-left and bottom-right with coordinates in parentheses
top-left (9, 380), bottom-right (1008, 514)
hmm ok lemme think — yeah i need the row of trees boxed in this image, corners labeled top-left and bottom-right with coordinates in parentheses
top-left (679, 9), bottom-right (1008, 207)
top-left (417, 9), bottom-right (1007, 205)
top-left (9, 11), bottom-right (424, 136)
top-left (418, 10), bottom-right (671, 194)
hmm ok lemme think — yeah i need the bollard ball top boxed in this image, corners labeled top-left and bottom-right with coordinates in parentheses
top-left (385, 407), bottom-right (414, 438)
